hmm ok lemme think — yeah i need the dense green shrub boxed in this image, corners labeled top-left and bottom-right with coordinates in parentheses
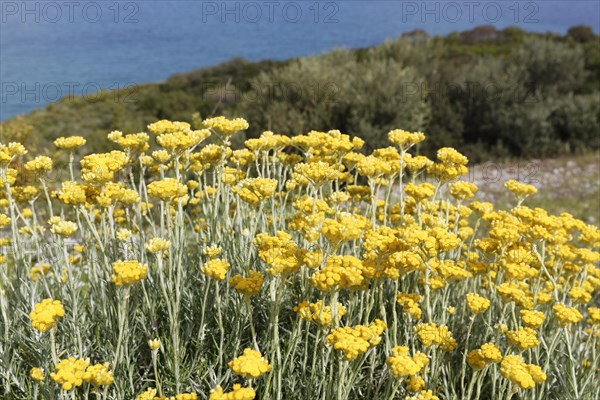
top-left (2, 26), bottom-right (598, 162)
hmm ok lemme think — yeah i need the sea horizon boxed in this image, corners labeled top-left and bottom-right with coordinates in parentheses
top-left (1, 0), bottom-right (599, 121)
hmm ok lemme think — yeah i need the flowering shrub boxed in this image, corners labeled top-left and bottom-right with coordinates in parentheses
top-left (0, 118), bottom-right (598, 400)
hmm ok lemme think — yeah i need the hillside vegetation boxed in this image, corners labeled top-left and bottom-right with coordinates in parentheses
top-left (1, 25), bottom-right (599, 162)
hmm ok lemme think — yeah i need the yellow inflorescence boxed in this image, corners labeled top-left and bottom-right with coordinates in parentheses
top-left (50, 357), bottom-right (90, 391)
top-left (30, 367), bottom-right (44, 382)
top-left (466, 293), bottom-right (491, 314)
top-left (414, 323), bottom-right (457, 351)
top-left (500, 355), bottom-right (546, 389)
top-left (229, 271), bottom-right (264, 297)
top-left (147, 178), bottom-right (188, 202)
top-left (54, 136), bottom-right (86, 150)
top-left (326, 319), bottom-right (387, 360)
top-left (293, 300), bottom-right (347, 327)
top-left (83, 362), bottom-right (114, 387)
top-left (233, 178), bottom-right (278, 206)
top-left (29, 299), bottom-right (65, 332)
top-left (228, 349), bottom-right (272, 379)
top-left (396, 293), bottom-right (423, 320)
top-left (111, 261), bottom-right (148, 286)
top-left (146, 238), bottom-right (171, 254)
top-left (203, 116), bottom-right (249, 136)
top-left (386, 346), bottom-right (429, 378)
top-left (209, 384), bottom-right (255, 400)
top-left (520, 310), bottom-right (546, 329)
top-left (553, 302), bottom-right (584, 326)
top-left (466, 342), bottom-right (503, 370)
top-left (202, 259), bottom-right (231, 281)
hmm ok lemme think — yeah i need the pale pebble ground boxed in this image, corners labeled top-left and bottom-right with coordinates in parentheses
top-left (467, 152), bottom-right (600, 224)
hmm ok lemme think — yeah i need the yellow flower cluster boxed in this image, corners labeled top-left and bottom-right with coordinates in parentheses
top-left (232, 178), bottom-right (278, 206)
top-left (309, 255), bottom-right (364, 292)
top-left (203, 116), bottom-right (249, 136)
top-left (321, 213), bottom-right (368, 246)
top-left (466, 293), bottom-right (491, 314)
top-left (396, 293), bottom-right (423, 320)
top-left (229, 271), bottom-right (264, 297)
top-left (414, 323), bottom-right (457, 351)
top-left (50, 357), bottom-right (90, 390)
top-left (29, 299), bottom-right (65, 332)
top-left (202, 259), bottom-right (231, 281)
top-left (80, 151), bottom-right (128, 184)
top-left (30, 367), bottom-right (44, 382)
top-left (293, 300), bottom-right (347, 327)
top-left (49, 217), bottom-right (78, 237)
top-left (146, 238), bottom-right (171, 254)
top-left (24, 155), bottom-right (53, 172)
top-left (210, 384), bottom-right (255, 400)
top-left (291, 161), bottom-right (340, 187)
top-left (147, 178), bottom-right (188, 201)
top-left (386, 346), bottom-right (429, 378)
top-left (111, 260), bottom-right (148, 286)
top-left (83, 362), bottom-right (114, 387)
top-left (552, 303), bottom-right (583, 326)
top-left (254, 231), bottom-right (304, 276)
top-left (500, 355), bottom-right (546, 389)
top-left (108, 131), bottom-right (150, 152)
top-left (504, 180), bottom-right (538, 198)
top-left (54, 136), bottom-right (86, 150)
top-left (326, 319), bottom-right (387, 360)
top-left (134, 389), bottom-right (198, 400)
top-left (406, 390), bottom-right (441, 400)
top-left (520, 309), bottom-right (545, 329)
top-left (466, 342), bottom-right (503, 370)
top-left (228, 349), bottom-right (272, 379)
top-left (449, 181), bottom-right (478, 200)
top-left (427, 147), bottom-right (468, 181)
top-left (388, 129), bottom-right (425, 150)
top-left (203, 245), bottom-right (222, 259)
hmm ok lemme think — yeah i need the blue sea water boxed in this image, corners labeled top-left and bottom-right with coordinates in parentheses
top-left (1, 0), bottom-right (599, 121)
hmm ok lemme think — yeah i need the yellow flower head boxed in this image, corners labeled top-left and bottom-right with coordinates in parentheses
top-left (293, 300), bottom-right (347, 327)
top-left (29, 299), bottom-right (65, 332)
top-left (50, 357), bottom-right (90, 391)
top-left (30, 367), bottom-right (44, 382)
top-left (210, 384), bottom-right (255, 400)
top-left (553, 303), bottom-right (583, 326)
top-left (520, 309), bottom-right (545, 329)
top-left (229, 271), bottom-right (264, 297)
top-left (504, 180), bottom-right (537, 199)
top-left (386, 346), bottom-right (429, 378)
top-left (500, 355), bottom-right (546, 389)
top-left (414, 323), bottom-right (457, 351)
top-left (233, 178), bottom-right (278, 206)
top-left (506, 327), bottom-right (540, 350)
top-left (326, 320), bottom-right (386, 360)
top-left (54, 136), bottom-right (86, 150)
top-left (202, 258), bottom-right (230, 281)
top-left (83, 363), bottom-right (114, 387)
top-left (111, 261), bottom-right (147, 286)
top-left (147, 338), bottom-right (161, 351)
top-left (146, 238), bottom-right (171, 254)
top-left (147, 178), bottom-right (188, 202)
top-left (466, 293), bottom-right (491, 314)
top-left (228, 348), bottom-right (272, 379)
top-left (203, 116), bottom-right (249, 136)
